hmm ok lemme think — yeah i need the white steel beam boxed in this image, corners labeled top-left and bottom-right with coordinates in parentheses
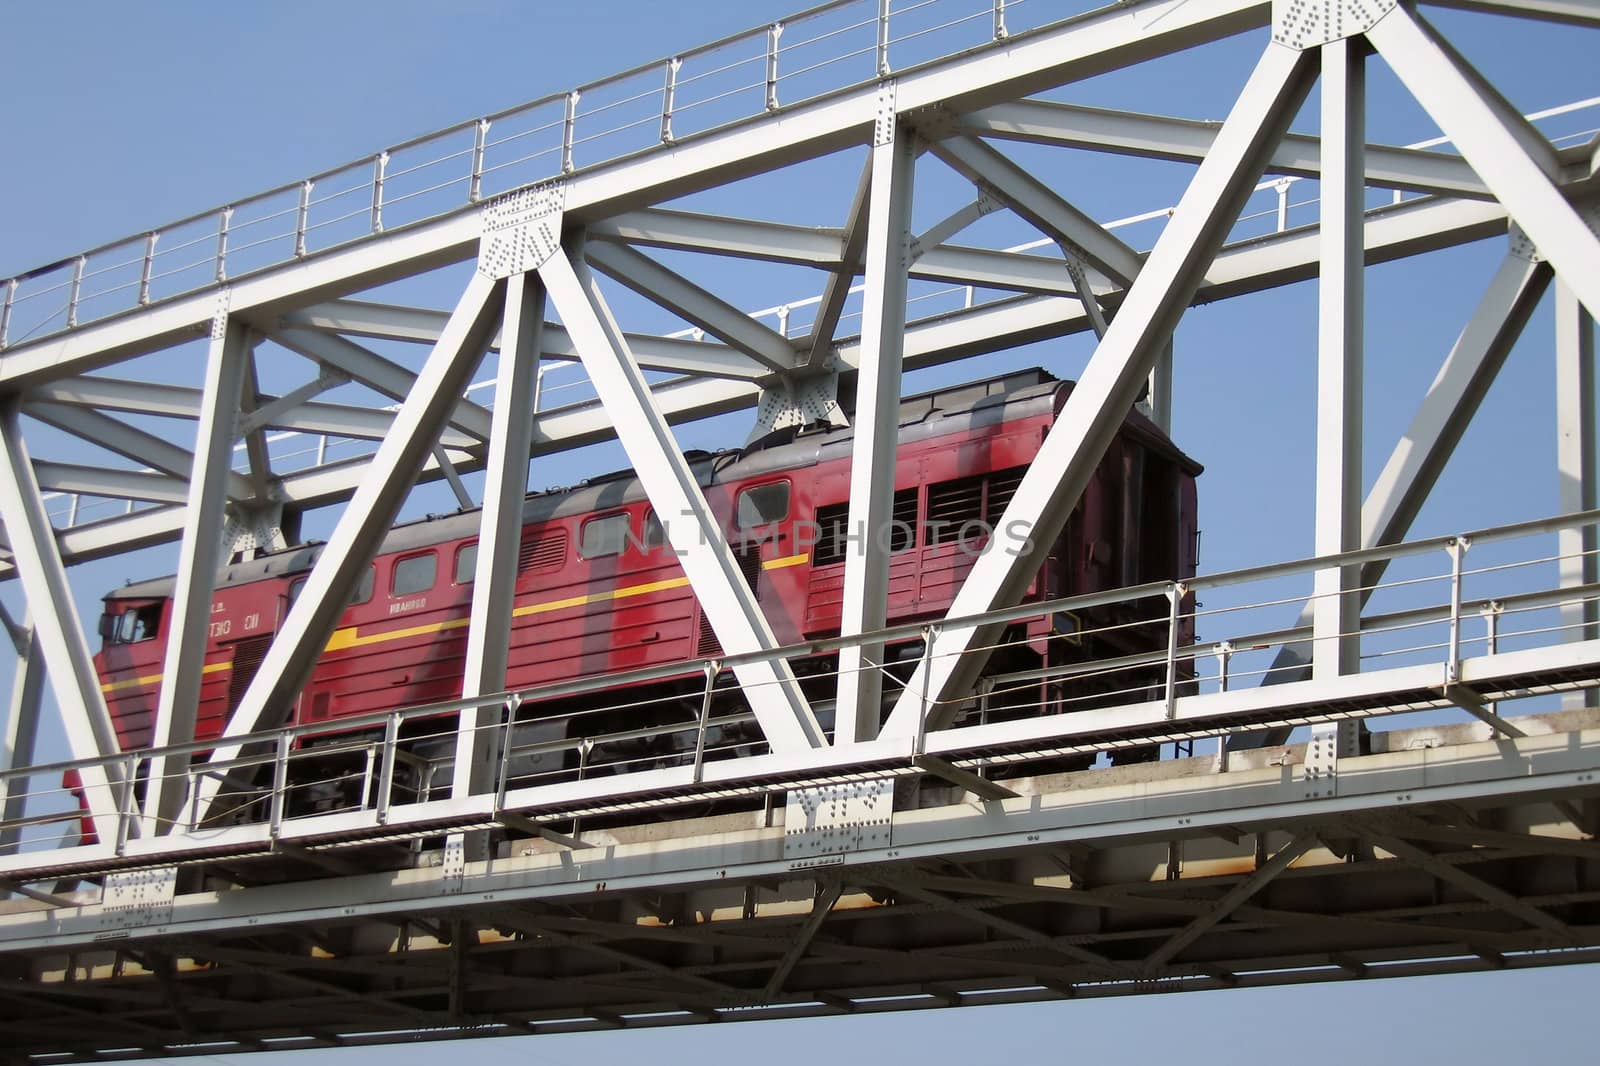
top-left (456, 272), bottom-right (546, 816)
top-left (1556, 280), bottom-right (1599, 685)
top-left (25, 403), bottom-right (252, 502)
top-left (0, 401), bottom-right (125, 839)
top-left (930, 135), bottom-right (1144, 287)
top-left (908, 196), bottom-right (1000, 264)
top-left (883, 41), bottom-right (1317, 737)
top-left (962, 99), bottom-right (1491, 199)
top-left (537, 246), bottom-right (825, 753)
top-left (146, 311), bottom-right (250, 835)
top-left (270, 328), bottom-right (494, 442)
top-left (0, 615), bottom-right (44, 854)
top-left (592, 210), bottom-right (844, 267)
top-left (282, 300), bottom-right (769, 381)
top-left (1232, 246), bottom-right (1553, 748)
top-left (30, 463), bottom-right (188, 505)
top-left (1312, 39), bottom-right (1365, 682)
top-left (806, 156), bottom-right (874, 368)
top-left (191, 271), bottom-right (504, 824)
top-left (837, 116), bottom-right (917, 744)
top-left (584, 243), bottom-right (798, 373)
top-left (1366, 5), bottom-right (1600, 318)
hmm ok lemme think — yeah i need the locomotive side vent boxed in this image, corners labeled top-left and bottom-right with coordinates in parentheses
top-left (927, 474), bottom-right (985, 544)
top-left (695, 545), bottom-right (763, 657)
top-left (927, 466), bottom-right (1026, 544)
top-left (813, 488), bottom-right (918, 566)
top-left (225, 636), bottom-right (274, 717)
top-left (519, 529), bottom-right (568, 574)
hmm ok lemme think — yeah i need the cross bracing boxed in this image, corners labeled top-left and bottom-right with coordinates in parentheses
top-left (0, 0), bottom-right (1598, 1056)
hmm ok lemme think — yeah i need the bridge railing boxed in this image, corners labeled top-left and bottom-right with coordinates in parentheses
top-left (3, 507), bottom-right (1599, 865)
top-left (0, 0), bottom-right (1067, 352)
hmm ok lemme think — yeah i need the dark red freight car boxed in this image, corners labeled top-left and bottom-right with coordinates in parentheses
top-left (91, 368), bottom-right (1200, 817)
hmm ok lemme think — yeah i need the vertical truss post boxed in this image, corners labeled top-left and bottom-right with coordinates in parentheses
top-left (1366, 5), bottom-right (1600, 319)
top-left (0, 401), bottom-right (126, 838)
top-left (188, 268), bottom-right (503, 824)
top-left (538, 238), bottom-right (825, 753)
top-left (470, 120), bottom-right (489, 203)
top-left (1164, 582), bottom-right (1184, 719)
top-left (766, 23), bottom-right (783, 111)
top-left (139, 232), bottom-right (157, 305)
top-left (1446, 536), bottom-right (1469, 685)
top-left (455, 271), bottom-right (545, 856)
top-left (883, 42), bottom-right (1317, 738)
top-left (993, 0), bottom-right (1008, 40)
top-left (1313, 38), bottom-right (1365, 683)
top-left (0, 616), bottom-right (44, 855)
top-left (146, 300), bottom-right (250, 836)
top-left (838, 97), bottom-right (915, 745)
top-left (1146, 340), bottom-right (1173, 432)
top-left (1556, 280), bottom-right (1598, 705)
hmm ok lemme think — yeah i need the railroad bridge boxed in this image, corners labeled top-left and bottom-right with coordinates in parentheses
top-left (0, 0), bottom-right (1599, 1058)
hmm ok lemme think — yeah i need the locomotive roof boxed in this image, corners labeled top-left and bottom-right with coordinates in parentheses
top-left (107, 368), bottom-right (1199, 601)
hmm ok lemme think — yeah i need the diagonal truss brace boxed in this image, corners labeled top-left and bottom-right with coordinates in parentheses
top-left (1366, 3), bottom-right (1600, 318)
top-left (585, 242), bottom-right (798, 373)
top-left (1144, 834), bottom-right (1317, 970)
top-left (884, 41), bottom-right (1318, 738)
top-left (929, 134), bottom-right (1142, 288)
top-left (538, 244), bottom-right (826, 752)
top-left (0, 402), bottom-right (126, 839)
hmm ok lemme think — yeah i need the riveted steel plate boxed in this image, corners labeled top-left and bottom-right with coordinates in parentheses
top-left (784, 778), bottom-right (893, 860)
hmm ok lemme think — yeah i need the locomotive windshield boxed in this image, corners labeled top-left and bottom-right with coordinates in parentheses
top-left (99, 601), bottom-right (162, 645)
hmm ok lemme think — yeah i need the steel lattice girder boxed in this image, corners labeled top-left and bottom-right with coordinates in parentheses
top-left (0, 0), bottom-right (1595, 1043)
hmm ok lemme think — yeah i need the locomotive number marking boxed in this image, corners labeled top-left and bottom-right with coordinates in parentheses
top-left (242, 612), bottom-right (261, 632)
top-left (208, 619), bottom-right (232, 638)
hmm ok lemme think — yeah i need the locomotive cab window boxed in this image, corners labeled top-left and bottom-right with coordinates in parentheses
top-left (392, 552), bottom-right (437, 597)
top-left (737, 481), bottom-right (789, 528)
top-left (581, 513), bottom-right (631, 559)
top-left (100, 602), bottom-right (162, 645)
top-left (454, 543), bottom-right (477, 584)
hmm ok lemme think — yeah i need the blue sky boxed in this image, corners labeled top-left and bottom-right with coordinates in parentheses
top-left (2, 1), bottom-right (1599, 1060)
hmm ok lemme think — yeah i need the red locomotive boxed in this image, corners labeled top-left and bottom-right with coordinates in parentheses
top-left (91, 368), bottom-right (1200, 820)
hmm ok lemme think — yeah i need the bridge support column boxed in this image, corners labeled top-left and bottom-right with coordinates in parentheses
top-left (147, 298), bottom-right (250, 836)
top-left (1556, 280), bottom-right (1598, 708)
top-left (456, 265), bottom-right (547, 859)
top-left (1311, 38), bottom-right (1364, 685)
top-left (883, 41), bottom-right (1318, 738)
top-left (838, 89), bottom-right (916, 745)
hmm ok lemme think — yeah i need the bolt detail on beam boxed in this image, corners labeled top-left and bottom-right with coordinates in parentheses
top-left (1272, 0), bottom-right (1397, 50)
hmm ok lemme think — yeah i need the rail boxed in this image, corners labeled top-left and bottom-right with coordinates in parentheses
top-left (0, 0), bottom-right (1072, 351)
top-left (3, 507), bottom-right (1599, 876)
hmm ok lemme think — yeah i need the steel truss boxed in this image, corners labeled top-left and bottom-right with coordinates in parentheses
top-left (0, 0), bottom-right (1598, 1056)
